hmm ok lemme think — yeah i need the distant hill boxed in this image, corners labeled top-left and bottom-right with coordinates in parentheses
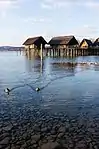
top-left (0, 46), bottom-right (24, 51)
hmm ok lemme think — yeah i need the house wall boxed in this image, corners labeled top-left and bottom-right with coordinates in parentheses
top-left (30, 44), bottom-right (35, 49)
top-left (51, 44), bottom-right (78, 49)
top-left (25, 45), bottom-right (29, 49)
top-left (25, 44), bottom-right (38, 49)
top-left (24, 43), bottom-right (45, 57)
top-left (80, 41), bottom-right (88, 49)
top-left (51, 45), bottom-right (66, 49)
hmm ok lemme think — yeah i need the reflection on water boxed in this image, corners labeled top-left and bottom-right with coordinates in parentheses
top-left (1, 51), bottom-right (99, 113)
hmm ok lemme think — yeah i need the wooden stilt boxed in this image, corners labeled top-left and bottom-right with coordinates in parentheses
top-left (41, 44), bottom-right (43, 61)
top-left (59, 49), bottom-right (60, 56)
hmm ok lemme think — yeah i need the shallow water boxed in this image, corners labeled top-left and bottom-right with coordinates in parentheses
top-left (0, 51), bottom-right (99, 115)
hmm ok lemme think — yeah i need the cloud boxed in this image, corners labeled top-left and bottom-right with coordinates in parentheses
top-left (0, 0), bottom-right (21, 18)
top-left (72, 25), bottom-right (99, 39)
top-left (41, 0), bottom-right (71, 9)
top-left (41, 0), bottom-right (99, 9)
top-left (0, 0), bottom-right (18, 9)
top-left (23, 17), bottom-right (52, 24)
top-left (41, 3), bottom-right (52, 9)
top-left (85, 1), bottom-right (99, 8)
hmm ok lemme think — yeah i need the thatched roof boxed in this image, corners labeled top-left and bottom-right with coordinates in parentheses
top-left (23, 36), bottom-right (47, 45)
top-left (93, 38), bottom-right (99, 46)
top-left (80, 39), bottom-right (93, 47)
top-left (48, 36), bottom-right (78, 45)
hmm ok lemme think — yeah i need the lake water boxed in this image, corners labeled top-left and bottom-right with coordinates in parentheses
top-left (1, 51), bottom-right (99, 114)
top-left (1, 51), bottom-right (99, 148)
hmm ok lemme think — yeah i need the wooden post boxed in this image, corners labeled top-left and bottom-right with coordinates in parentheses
top-left (71, 49), bottom-right (73, 57)
top-left (59, 49), bottom-right (60, 56)
top-left (53, 49), bottom-right (54, 57)
top-left (69, 49), bottom-right (70, 57)
top-left (41, 44), bottom-right (43, 61)
top-left (40, 44), bottom-right (43, 74)
top-left (77, 49), bottom-right (78, 56)
top-left (54, 49), bottom-right (55, 57)
top-left (57, 49), bottom-right (59, 57)
top-left (97, 48), bottom-right (98, 55)
top-left (75, 48), bottom-right (77, 57)
top-left (82, 49), bottom-right (84, 56)
top-left (55, 49), bottom-right (56, 57)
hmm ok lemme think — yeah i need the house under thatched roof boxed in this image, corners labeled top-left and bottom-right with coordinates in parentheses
top-left (48, 36), bottom-right (78, 48)
top-left (23, 36), bottom-right (47, 46)
top-left (80, 39), bottom-right (93, 49)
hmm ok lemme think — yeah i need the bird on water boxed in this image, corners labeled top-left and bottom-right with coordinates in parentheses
top-left (35, 87), bottom-right (40, 92)
top-left (4, 87), bottom-right (40, 94)
top-left (4, 88), bottom-right (10, 94)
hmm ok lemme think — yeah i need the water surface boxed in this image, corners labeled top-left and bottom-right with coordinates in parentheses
top-left (0, 51), bottom-right (99, 116)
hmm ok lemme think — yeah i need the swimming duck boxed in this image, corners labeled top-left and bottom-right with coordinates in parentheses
top-left (4, 88), bottom-right (10, 94)
top-left (35, 87), bottom-right (40, 92)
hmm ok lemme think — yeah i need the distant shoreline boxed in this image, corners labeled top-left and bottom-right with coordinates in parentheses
top-left (0, 46), bottom-right (24, 51)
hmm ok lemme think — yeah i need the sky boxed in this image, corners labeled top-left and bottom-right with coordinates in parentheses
top-left (0, 0), bottom-right (99, 46)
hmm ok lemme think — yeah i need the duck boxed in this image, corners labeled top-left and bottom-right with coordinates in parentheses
top-left (35, 87), bottom-right (40, 92)
top-left (4, 88), bottom-right (10, 94)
